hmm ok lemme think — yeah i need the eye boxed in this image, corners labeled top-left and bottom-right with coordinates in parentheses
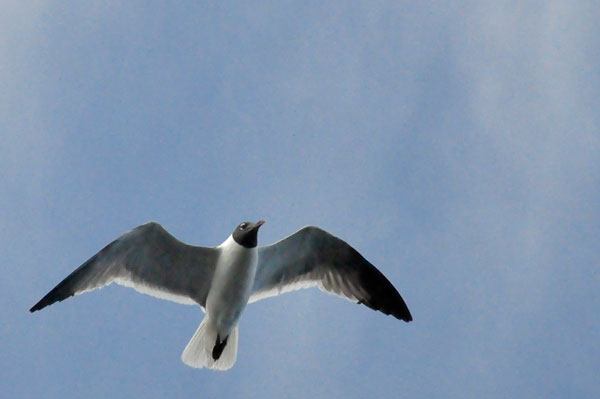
top-left (239, 223), bottom-right (248, 229)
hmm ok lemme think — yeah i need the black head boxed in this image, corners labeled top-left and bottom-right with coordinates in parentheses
top-left (232, 220), bottom-right (265, 248)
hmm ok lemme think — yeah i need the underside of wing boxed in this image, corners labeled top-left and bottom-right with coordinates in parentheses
top-left (248, 276), bottom-right (319, 303)
top-left (251, 226), bottom-right (412, 322)
top-left (30, 222), bottom-right (218, 312)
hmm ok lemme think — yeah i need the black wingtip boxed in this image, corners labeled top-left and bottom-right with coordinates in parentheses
top-left (381, 302), bottom-right (412, 323)
top-left (29, 297), bottom-right (50, 313)
top-left (394, 302), bottom-right (413, 323)
top-left (395, 301), bottom-right (413, 323)
top-left (352, 259), bottom-right (413, 323)
top-left (29, 286), bottom-right (75, 313)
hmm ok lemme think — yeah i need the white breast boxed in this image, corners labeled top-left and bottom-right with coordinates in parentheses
top-left (206, 235), bottom-right (258, 333)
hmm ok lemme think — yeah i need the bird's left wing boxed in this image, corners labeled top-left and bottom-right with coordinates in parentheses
top-left (250, 226), bottom-right (412, 322)
top-left (30, 222), bottom-right (219, 312)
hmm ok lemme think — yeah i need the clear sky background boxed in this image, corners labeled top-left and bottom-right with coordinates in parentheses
top-left (2, 1), bottom-right (599, 398)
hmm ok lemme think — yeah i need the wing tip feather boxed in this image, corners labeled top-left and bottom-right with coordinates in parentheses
top-left (29, 289), bottom-right (74, 313)
top-left (394, 308), bottom-right (413, 322)
top-left (30, 295), bottom-right (50, 313)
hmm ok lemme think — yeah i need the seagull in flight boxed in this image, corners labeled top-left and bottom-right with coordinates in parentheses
top-left (30, 221), bottom-right (412, 370)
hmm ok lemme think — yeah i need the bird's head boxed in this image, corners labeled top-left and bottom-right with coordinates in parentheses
top-left (232, 220), bottom-right (265, 248)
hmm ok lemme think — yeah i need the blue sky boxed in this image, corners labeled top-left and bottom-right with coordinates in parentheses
top-left (2, 1), bottom-right (599, 397)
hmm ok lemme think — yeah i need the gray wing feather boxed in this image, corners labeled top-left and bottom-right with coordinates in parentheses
top-left (30, 222), bottom-right (218, 312)
top-left (251, 226), bottom-right (412, 322)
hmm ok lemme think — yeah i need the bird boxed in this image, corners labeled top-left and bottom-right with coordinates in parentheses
top-left (30, 220), bottom-right (412, 370)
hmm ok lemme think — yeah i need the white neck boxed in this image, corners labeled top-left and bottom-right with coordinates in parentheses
top-left (218, 234), bottom-right (249, 250)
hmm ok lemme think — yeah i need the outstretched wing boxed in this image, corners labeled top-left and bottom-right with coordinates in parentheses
top-left (30, 222), bottom-right (219, 312)
top-left (250, 226), bottom-right (412, 322)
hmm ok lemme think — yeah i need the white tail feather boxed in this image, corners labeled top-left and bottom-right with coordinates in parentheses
top-left (181, 317), bottom-right (239, 371)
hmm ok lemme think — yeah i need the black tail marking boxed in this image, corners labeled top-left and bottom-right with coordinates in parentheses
top-left (212, 334), bottom-right (228, 360)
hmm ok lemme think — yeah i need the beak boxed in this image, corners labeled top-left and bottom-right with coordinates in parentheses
top-left (255, 220), bottom-right (266, 227)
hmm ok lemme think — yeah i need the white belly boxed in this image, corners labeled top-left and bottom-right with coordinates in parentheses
top-left (206, 236), bottom-right (257, 336)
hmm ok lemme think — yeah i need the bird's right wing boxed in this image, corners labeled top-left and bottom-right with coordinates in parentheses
top-left (30, 222), bottom-right (219, 312)
top-left (250, 226), bottom-right (412, 321)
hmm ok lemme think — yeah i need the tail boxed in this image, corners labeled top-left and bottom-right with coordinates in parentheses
top-left (181, 317), bottom-right (239, 371)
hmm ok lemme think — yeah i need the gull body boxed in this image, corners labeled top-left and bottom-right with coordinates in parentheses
top-left (30, 220), bottom-right (412, 370)
top-left (195, 230), bottom-right (260, 367)
top-left (208, 234), bottom-right (257, 338)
